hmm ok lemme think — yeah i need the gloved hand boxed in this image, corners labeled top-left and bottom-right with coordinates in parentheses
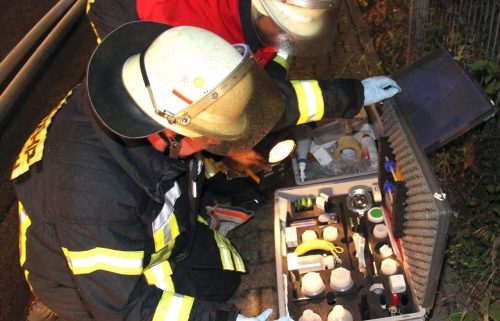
top-left (236, 308), bottom-right (294, 321)
top-left (362, 76), bottom-right (401, 106)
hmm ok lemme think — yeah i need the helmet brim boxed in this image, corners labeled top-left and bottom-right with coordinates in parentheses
top-left (87, 21), bottom-right (171, 138)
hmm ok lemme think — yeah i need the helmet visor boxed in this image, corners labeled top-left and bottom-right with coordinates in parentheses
top-left (168, 45), bottom-right (285, 155)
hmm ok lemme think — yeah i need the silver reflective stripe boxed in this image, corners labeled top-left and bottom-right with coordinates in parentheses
top-left (152, 182), bottom-right (182, 250)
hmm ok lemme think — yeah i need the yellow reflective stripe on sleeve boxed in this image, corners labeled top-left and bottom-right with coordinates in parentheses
top-left (86, 0), bottom-right (93, 12)
top-left (150, 241), bottom-right (176, 267)
top-left (213, 232), bottom-right (234, 271)
top-left (290, 80), bottom-right (325, 124)
top-left (62, 247), bottom-right (144, 275)
top-left (153, 292), bottom-right (194, 321)
top-left (144, 261), bottom-right (175, 291)
top-left (216, 233), bottom-right (246, 273)
top-left (18, 202), bottom-right (31, 266)
top-left (24, 270), bottom-right (32, 289)
top-left (11, 91), bottom-right (72, 180)
top-left (213, 232), bottom-right (246, 272)
top-left (153, 182), bottom-right (181, 251)
top-left (273, 51), bottom-right (291, 70)
top-left (197, 215), bottom-right (208, 225)
top-left (214, 231), bottom-right (234, 271)
top-left (153, 214), bottom-right (180, 252)
top-left (86, 0), bottom-right (102, 43)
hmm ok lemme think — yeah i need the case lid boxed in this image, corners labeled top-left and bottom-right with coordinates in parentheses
top-left (393, 49), bottom-right (496, 153)
top-left (380, 98), bottom-right (452, 308)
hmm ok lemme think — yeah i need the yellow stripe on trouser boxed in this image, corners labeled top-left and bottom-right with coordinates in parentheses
top-left (153, 292), bottom-right (194, 321)
top-left (144, 261), bottom-right (175, 291)
top-left (290, 80), bottom-right (325, 124)
top-left (62, 247), bottom-right (144, 275)
top-left (213, 232), bottom-right (246, 273)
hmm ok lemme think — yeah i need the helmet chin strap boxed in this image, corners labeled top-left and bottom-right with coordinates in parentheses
top-left (158, 131), bottom-right (183, 159)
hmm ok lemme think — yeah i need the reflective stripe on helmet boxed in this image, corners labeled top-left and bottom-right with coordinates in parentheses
top-left (291, 80), bottom-right (325, 124)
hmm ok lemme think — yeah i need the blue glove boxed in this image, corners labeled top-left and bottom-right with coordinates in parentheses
top-left (236, 308), bottom-right (294, 321)
top-left (362, 76), bottom-right (401, 106)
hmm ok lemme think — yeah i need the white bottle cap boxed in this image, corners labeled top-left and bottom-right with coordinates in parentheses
top-left (301, 272), bottom-right (325, 296)
top-left (299, 309), bottom-right (323, 321)
top-left (322, 226), bottom-right (338, 242)
top-left (329, 267), bottom-right (353, 292)
top-left (302, 230), bottom-right (318, 242)
top-left (327, 305), bottom-right (353, 321)
top-left (373, 224), bottom-right (388, 239)
top-left (381, 258), bottom-right (398, 275)
top-left (379, 244), bottom-right (393, 258)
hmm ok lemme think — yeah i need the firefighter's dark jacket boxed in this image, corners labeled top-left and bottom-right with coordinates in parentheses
top-left (11, 84), bottom-right (243, 321)
top-left (86, 0), bottom-right (365, 128)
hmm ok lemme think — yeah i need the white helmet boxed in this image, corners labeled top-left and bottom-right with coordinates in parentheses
top-left (251, 0), bottom-right (342, 56)
top-left (88, 22), bottom-right (285, 155)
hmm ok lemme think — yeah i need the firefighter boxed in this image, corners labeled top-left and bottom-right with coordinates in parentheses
top-left (13, 22), bottom-right (295, 321)
top-left (85, 0), bottom-right (401, 210)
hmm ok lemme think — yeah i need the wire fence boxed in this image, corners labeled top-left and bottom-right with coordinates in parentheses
top-left (408, 0), bottom-right (500, 106)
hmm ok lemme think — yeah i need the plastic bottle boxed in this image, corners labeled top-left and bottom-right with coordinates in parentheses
top-left (327, 305), bottom-right (353, 321)
top-left (354, 124), bottom-right (378, 168)
top-left (294, 125), bottom-right (313, 182)
top-left (299, 309), bottom-right (323, 321)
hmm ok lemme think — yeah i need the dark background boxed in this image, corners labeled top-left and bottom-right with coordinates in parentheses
top-left (0, 1), bottom-right (95, 319)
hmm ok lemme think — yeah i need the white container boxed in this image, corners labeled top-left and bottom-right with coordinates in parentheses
top-left (327, 305), bottom-right (353, 321)
top-left (381, 258), bottom-right (399, 275)
top-left (301, 272), bottom-right (325, 296)
top-left (302, 230), bottom-right (318, 242)
top-left (322, 226), bottom-right (338, 242)
top-left (329, 267), bottom-right (353, 292)
top-left (373, 224), bottom-right (388, 239)
top-left (299, 309), bottom-right (323, 321)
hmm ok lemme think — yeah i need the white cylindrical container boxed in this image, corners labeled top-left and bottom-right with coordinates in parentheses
top-left (322, 226), bottom-right (338, 242)
top-left (329, 267), bottom-right (353, 292)
top-left (301, 272), bottom-right (325, 297)
top-left (302, 230), bottom-right (318, 242)
top-left (327, 305), bottom-right (353, 321)
top-left (373, 224), bottom-right (388, 239)
top-left (381, 258), bottom-right (398, 275)
top-left (299, 309), bottom-right (323, 321)
top-left (379, 244), bottom-right (393, 258)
